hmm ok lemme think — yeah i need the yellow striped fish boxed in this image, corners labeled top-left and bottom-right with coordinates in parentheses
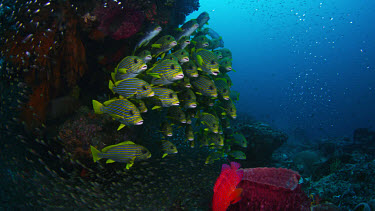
top-left (90, 141), bottom-right (151, 169)
top-left (137, 50), bottom-right (152, 64)
top-left (214, 78), bottom-right (230, 100)
top-left (219, 57), bottom-right (233, 73)
top-left (161, 140), bottom-right (178, 158)
top-left (176, 36), bottom-right (191, 50)
top-left (195, 49), bottom-right (220, 76)
top-left (92, 99), bottom-right (143, 130)
top-left (152, 87), bottom-right (180, 108)
top-left (198, 111), bottom-right (219, 134)
top-left (191, 75), bottom-right (218, 97)
top-left (178, 88), bottom-right (197, 109)
top-left (192, 35), bottom-right (210, 49)
top-left (109, 78), bottom-right (154, 99)
top-left (148, 59), bottom-right (184, 85)
top-left (152, 87), bottom-right (180, 109)
top-left (185, 125), bottom-right (194, 141)
top-left (167, 106), bottom-right (186, 124)
top-left (112, 56), bottom-right (147, 82)
top-left (130, 99), bottom-right (148, 113)
top-left (220, 98), bottom-right (237, 119)
top-left (182, 60), bottom-right (199, 78)
top-left (170, 49), bottom-right (190, 63)
top-left (151, 35), bottom-right (177, 58)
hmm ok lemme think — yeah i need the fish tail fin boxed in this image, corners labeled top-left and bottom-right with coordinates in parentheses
top-left (108, 80), bottom-right (115, 94)
top-left (111, 72), bottom-right (116, 82)
top-left (92, 100), bottom-right (104, 114)
top-left (90, 146), bottom-right (102, 162)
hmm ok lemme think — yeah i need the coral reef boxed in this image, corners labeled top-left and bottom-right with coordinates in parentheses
top-left (235, 121), bottom-right (288, 164)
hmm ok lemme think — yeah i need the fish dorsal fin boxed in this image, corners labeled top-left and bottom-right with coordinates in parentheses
top-left (102, 141), bottom-right (135, 153)
top-left (230, 162), bottom-right (241, 170)
top-left (117, 124), bottom-right (126, 131)
top-left (221, 163), bottom-right (230, 172)
top-left (103, 99), bottom-right (118, 106)
top-left (115, 78), bottom-right (131, 86)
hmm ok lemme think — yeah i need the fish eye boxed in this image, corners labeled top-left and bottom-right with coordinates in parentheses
top-left (141, 149), bottom-right (147, 154)
top-left (171, 64), bottom-right (175, 70)
top-left (230, 108), bottom-right (233, 112)
top-left (211, 60), bottom-right (216, 65)
top-left (170, 146), bottom-right (174, 149)
top-left (223, 89), bottom-right (227, 93)
top-left (187, 95), bottom-right (191, 100)
top-left (129, 110), bottom-right (134, 115)
top-left (209, 86), bottom-right (214, 90)
top-left (134, 59), bottom-right (138, 64)
top-left (142, 85), bottom-right (147, 90)
top-left (169, 93), bottom-right (173, 98)
top-left (167, 36), bottom-right (171, 40)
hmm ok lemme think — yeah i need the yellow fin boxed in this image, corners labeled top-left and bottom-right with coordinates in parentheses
top-left (108, 80), bottom-right (115, 94)
top-left (117, 68), bottom-right (128, 74)
top-left (151, 44), bottom-right (162, 48)
top-left (148, 73), bottom-right (161, 78)
top-left (152, 106), bottom-right (162, 110)
top-left (92, 100), bottom-right (104, 114)
top-left (106, 159), bottom-right (115, 164)
top-left (232, 69), bottom-right (236, 72)
top-left (90, 146), bottom-right (101, 162)
top-left (162, 153), bottom-right (168, 158)
top-left (111, 72), bottom-right (116, 82)
top-left (197, 55), bottom-right (203, 66)
top-left (117, 124), bottom-right (126, 131)
top-left (160, 53), bottom-right (165, 59)
top-left (103, 99), bottom-right (117, 106)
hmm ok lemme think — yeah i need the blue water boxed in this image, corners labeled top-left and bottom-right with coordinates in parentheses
top-left (188, 0), bottom-right (375, 140)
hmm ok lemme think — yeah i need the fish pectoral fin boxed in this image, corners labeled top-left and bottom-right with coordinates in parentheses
top-left (229, 188), bottom-right (243, 204)
top-left (152, 106), bottom-right (162, 110)
top-left (117, 68), bottom-right (128, 74)
top-left (162, 153), bottom-right (168, 158)
top-left (106, 159), bottom-right (115, 164)
top-left (117, 124), bottom-right (126, 131)
top-left (126, 158), bottom-right (136, 169)
top-left (151, 44), bottom-right (162, 48)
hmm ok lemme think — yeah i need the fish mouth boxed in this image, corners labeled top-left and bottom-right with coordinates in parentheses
top-left (191, 73), bottom-right (199, 77)
top-left (226, 67), bottom-right (232, 71)
top-left (189, 103), bottom-right (197, 108)
top-left (181, 57), bottom-right (189, 62)
top-left (218, 55), bottom-right (223, 59)
top-left (194, 24), bottom-right (199, 28)
top-left (136, 120), bottom-right (144, 125)
top-left (146, 55), bottom-right (152, 60)
top-left (171, 41), bottom-right (177, 46)
top-left (181, 120), bottom-right (186, 124)
top-left (232, 115), bottom-right (237, 119)
top-left (224, 97), bottom-right (230, 100)
top-left (148, 91), bottom-right (155, 97)
top-left (212, 93), bottom-right (218, 98)
top-left (212, 70), bottom-right (220, 75)
top-left (209, 103), bottom-right (214, 106)
top-left (156, 27), bottom-right (162, 31)
top-left (142, 109), bottom-right (148, 113)
top-left (185, 84), bottom-right (191, 88)
top-left (188, 137), bottom-right (194, 141)
top-left (141, 65), bottom-right (148, 70)
top-left (185, 40), bottom-right (191, 44)
top-left (174, 73), bottom-right (184, 79)
top-left (213, 131), bottom-right (218, 134)
top-left (172, 102), bottom-right (180, 106)
top-left (203, 42), bottom-right (209, 47)
top-left (167, 133), bottom-right (173, 137)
